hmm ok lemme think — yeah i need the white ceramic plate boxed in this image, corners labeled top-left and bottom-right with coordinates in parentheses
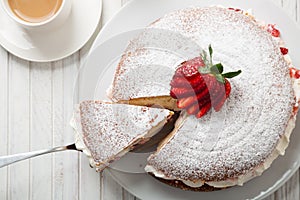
top-left (84, 0), bottom-right (300, 199)
top-left (0, 0), bottom-right (102, 62)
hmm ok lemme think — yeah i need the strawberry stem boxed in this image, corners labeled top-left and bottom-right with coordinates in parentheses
top-left (208, 44), bottom-right (213, 65)
top-left (199, 45), bottom-right (242, 83)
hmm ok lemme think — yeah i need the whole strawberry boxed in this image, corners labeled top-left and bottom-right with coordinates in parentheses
top-left (170, 45), bottom-right (241, 118)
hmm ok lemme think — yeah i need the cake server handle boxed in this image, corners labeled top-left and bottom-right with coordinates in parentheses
top-left (0, 143), bottom-right (80, 168)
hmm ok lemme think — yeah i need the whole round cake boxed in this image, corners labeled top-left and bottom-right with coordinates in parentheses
top-left (109, 6), bottom-right (300, 190)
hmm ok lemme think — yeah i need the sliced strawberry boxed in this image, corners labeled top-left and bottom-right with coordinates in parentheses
top-left (213, 94), bottom-right (227, 112)
top-left (187, 104), bottom-right (200, 115)
top-left (177, 96), bottom-right (195, 109)
top-left (170, 86), bottom-right (198, 98)
top-left (171, 77), bottom-right (205, 91)
top-left (170, 89), bottom-right (178, 98)
top-left (175, 67), bottom-right (198, 77)
top-left (213, 77), bottom-right (233, 111)
top-left (210, 87), bottom-right (225, 109)
top-left (197, 94), bottom-right (211, 108)
top-left (170, 76), bottom-right (189, 87)
top-left (170, 76), bottom-right (207, 99)
top-left (169, 45), bottom-right (241, 118)
top-left (280, 47), bottom-right (288, 55)
top-left (170, 87), bottom-right (187, 98)
top-left (196, 102), bottom-right (211, 118)
top-left (187, 75), bottom-right (205, 87)
top-left (196, 87), bottom-right (210, 102)
top-left (175, 87), bottom-right (209, 107)
top-left (175, 59), bottom-right (203, 77)
top-left (204, 74), bottom-right (223, 98)
top-left (225, 80), bottom-right (231, 98)
top-left (184, 92), bottom-right (211, 111)
top-left (175, 57), bottom-right (205, 79)
top-left (173, 73), bottom-right (203, 86)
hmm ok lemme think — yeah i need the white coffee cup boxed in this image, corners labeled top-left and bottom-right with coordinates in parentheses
top-left (1, 0), bottom-right (72, 30)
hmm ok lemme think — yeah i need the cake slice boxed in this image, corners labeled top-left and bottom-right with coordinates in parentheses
top-left (71, 100), bottom-right (173, 172)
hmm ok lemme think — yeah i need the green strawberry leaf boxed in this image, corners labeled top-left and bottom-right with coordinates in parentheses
top-left (201, 50), bottom-right (209, 67)
top-left (201, 49), bottom-right (207, 60)
top-left (199, 66), bottom-right (211, 74)
top-left (215, 74), bottom-right (225, 83)
top-left (212, 63), bottom-right (223, 74)
top-left (198, 45), bottom-right (241, 81)
top-left (223, 70), bottom-right (242, 78)
top-left (211, 66), bottom-right (219, 74)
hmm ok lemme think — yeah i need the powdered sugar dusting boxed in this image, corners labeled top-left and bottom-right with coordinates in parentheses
top-left (109, 25), bottom-right (204, 101)
top-left (144, 7), bottom-right (295, 182)
top-left (108, 6), bottom-right (296, 183)
top-left (78, 101), bottom-right (170, 168)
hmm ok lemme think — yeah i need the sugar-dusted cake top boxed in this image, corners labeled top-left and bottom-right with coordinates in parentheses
top-left (109, 7), bottom-right (294, 103)
top-left (110, 6), bottom-right (296, 185)
top-left (74, 100), bottom-right (171, 170)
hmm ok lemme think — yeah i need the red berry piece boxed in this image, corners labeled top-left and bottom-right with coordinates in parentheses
top-left (295, 70), bottom-right (300, 79)
top-left (289, 67), bottom-right (300, 79)
top-left (280, 47), bottom-right (288, 55)
top-left (267, 24), bottom-right (280, 37)
top-left (290, 67), bottom-right (296, 78)
top-left (196, 102), bottom-right (212, 118)
top-left (228, 7), bottom-right (242, 12)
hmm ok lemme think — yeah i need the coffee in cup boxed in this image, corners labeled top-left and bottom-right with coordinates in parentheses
top-left (8, 0), bottom-right (63, 23)
top-left (1, 0), bottom-right (71, 29)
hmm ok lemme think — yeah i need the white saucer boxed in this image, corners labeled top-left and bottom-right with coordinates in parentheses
top-left (0, 0), bottom-right (102, 62)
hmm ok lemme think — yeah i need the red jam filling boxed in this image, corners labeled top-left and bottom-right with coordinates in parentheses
top-left (289, 67), bottom-right (300, 79)
top-left (228, 7), bottom-right (242, 12)
top-left (293, 106), bottom-right (299, 115)
top-left (267, 24), bottom-right (280, 37)
top-left (290, 67), bottom-right (300, 114)
top-left (280, 47), bottom-right (289, 55)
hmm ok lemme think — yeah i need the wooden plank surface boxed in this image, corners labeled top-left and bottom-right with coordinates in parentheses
top-left (0, 46), bottom-right (8, 200)
top-left (0, 0), bottom-right (299, 200)
top-left (30, 62), bottom-right (52, 200)
top-left (52, 56), bottom-right (80, 200)
top-left (7, 56), bottom-right (30, 200)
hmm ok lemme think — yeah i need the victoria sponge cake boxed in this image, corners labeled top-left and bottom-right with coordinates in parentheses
top-left (108, 6), bottom-right (300, 190)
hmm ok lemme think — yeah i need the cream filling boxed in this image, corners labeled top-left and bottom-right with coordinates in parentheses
top-left (70, 106), bottom-right (173, 172)
top-left (70, 110), bottom-right (99, 169)
top-left (156, 111), bottom-right (188, 151)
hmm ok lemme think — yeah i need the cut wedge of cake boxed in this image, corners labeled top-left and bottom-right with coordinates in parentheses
top-left (109, 6), bottom-right (300, 190)
top-left (71, 100), bottom-right (173, 172)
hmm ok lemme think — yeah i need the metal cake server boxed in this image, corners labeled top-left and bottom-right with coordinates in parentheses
top-left (0, 113), bottom-right (179, 169)
top-left (0, 143), bottom-right (80, 168)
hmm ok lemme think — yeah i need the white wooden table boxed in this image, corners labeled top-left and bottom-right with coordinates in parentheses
top-left (0, 0), bottom-right (299, 199)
